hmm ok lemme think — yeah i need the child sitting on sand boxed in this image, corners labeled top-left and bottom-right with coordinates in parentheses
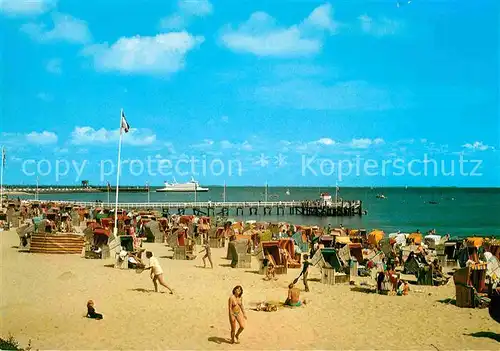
top-left (397, 280), bottom-right (409, 296)
top-left (284, 283), bottom-right (306, 307)
top-left (86, 300), bottom-right (103, 320)
top-left (264, 262), bottom-right (277, 281)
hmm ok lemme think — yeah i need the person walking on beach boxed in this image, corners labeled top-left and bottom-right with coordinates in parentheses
top-left (199, 242), bottom-right (213, 268)
top-left (300, 254), bottom-right (312, 292)
top-left (228, 285), bottom-right (246, 344)
top-left (144, 251), bottom-right (174, 294)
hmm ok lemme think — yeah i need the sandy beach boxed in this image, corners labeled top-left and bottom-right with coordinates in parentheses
top-left (1, 229), bottom-right (498, 350)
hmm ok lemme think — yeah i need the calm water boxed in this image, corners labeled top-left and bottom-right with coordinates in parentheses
top-left (17, 187), bottom-right (500, 237)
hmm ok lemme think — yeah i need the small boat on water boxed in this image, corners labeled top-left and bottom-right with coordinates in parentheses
top-left (285, 189), bottom-right (290, 196)
top-left (156, 177), bottom-right (209, 192)
top-left (428, 201), bottom-right (439, 205)
top-left (376, 194), bottom-right (387, 199)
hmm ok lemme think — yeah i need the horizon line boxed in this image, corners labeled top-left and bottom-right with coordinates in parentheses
top-left (2, 184), bottom-right (500, 189)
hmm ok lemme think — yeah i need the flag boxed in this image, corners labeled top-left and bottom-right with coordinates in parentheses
top-left (107, 181), bottom-right (111, 190)
top-left (121, 110), bottom-right (130, 133)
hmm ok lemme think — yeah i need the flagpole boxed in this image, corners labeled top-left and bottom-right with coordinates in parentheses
top-left (0, 146), bottom-right (4, 209)
top-left (107, 181), bottom-right (110, 206)
top-left (335, 181), bottom-right (338, 205)
top-left (36, 176), bottom-right (39, 201)
top-left (113, 109), bottom-right (124, 238)
top-left (147, 181), bottom-right (150, 204)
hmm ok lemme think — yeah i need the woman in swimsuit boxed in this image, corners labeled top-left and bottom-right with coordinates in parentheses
top-left (228, 285), bottom-right (246, 344)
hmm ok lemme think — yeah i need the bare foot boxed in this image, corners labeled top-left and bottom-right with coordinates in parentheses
top-left (234, 337), bottom-right (240, 344)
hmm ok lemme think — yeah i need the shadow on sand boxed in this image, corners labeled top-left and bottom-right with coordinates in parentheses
top-left (208, 337), bottom-right (232, 345)
top-left (244, 270), bottom-right (260, 275)
top-left (465, 332), bottom-right (500, 343)
top-left (104, 264), bottom-right (115, 268)
top-left (350, 287), bottom-right (376, 294)
top-left (437, 298), bottom-right (457, 306)
top-left (159, 255), bottom-right (173, 259)
top-left (129, 288), bottom-right (166, 294)
top-left (219, 264), bottom-right (233, 268)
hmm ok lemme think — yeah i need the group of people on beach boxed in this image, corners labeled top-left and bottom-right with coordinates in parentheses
top-left (87, 247), bottom-right (310, 345)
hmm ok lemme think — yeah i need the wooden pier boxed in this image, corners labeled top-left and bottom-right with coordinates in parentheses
top-left (35, 200), bottom-right (364, 217)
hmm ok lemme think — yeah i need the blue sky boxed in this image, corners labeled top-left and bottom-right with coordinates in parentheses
top-left (0, 0), bottom-right (498, 187)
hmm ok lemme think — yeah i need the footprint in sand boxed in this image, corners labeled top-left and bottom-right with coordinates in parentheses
top-left (58, 271), bottom-right (75, 280)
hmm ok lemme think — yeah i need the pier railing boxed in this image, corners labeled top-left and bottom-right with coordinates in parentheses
top-left (27, 200), bottom-right (357, 209)
top-left (23, 199), bottom-right (363, 217)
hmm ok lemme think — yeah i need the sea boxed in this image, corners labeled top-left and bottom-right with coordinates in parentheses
top-left (14, 187), bottom-right (500, 237)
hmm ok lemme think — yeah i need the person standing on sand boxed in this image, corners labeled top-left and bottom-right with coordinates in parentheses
top-left (144, 251), bottom-right (174, 294)
top-left (199, 242), bottom-right (213, 268)
top-left (300, 254), bottom-right (312, 292)
top-left (228, 285), bottom-right (246, 344)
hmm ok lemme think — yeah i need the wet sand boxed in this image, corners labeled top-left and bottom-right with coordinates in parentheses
top-left (1, 229), bottom-right (499, 350)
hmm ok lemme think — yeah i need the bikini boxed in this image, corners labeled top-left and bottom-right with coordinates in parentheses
top-left (231, 300), bottom-right (241, 317)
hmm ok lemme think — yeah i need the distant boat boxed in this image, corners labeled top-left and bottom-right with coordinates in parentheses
top-left (285, 189), bottom-right (290, 196)
top-left (376, 194), bottom-right (387, 199)
top-left (156, 177), bottom-right (209, 192)
top-left (428, 201), bottom-right (439, 205)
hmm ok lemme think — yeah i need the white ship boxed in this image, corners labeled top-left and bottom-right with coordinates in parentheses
top-left (156, 177), bottom-right (209, 192)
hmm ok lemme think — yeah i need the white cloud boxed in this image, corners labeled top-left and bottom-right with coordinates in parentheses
top-left (25, 131), bottom-right (58, 145)
top-left (192, 139), bottom-right (214, 149)
top-left (220, 3), bottom-right (339, 57)
top-left (160, 0), bottom-right (213, 30)
top-left (220, 140), bottom-right (233, 149)
top-left (302, 3), bottom-right (339, 34)
top-left (71, 127), bottom-right (156, 146)
top-left (160, 14), bottom-right (186, 30)
top-left (219, 140), bottom-right (253, 151)
top-left (46, 58), bottom-right (62, 74)
top-left (82, 32), bottom-right (204, 75)
top-left (179, 0), bottom-right (213, 17)
top-left (358, 15), bottom-right (401, 37)
top-left (21, 12), bottom-right (92, 44)
top-left (315, 138), bottom-right (335, 145)
top-left (462, 141), bottom-right (493, 152)
top-left (54, 147), bottom-right (68, 154)
top-left (0, 0), bottom-right (56, 15)
top-left (350, 138), bottom-right (385, 149)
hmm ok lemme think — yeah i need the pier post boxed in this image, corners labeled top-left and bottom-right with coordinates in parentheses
top-left (236, 207), bottom-right (243, 216)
